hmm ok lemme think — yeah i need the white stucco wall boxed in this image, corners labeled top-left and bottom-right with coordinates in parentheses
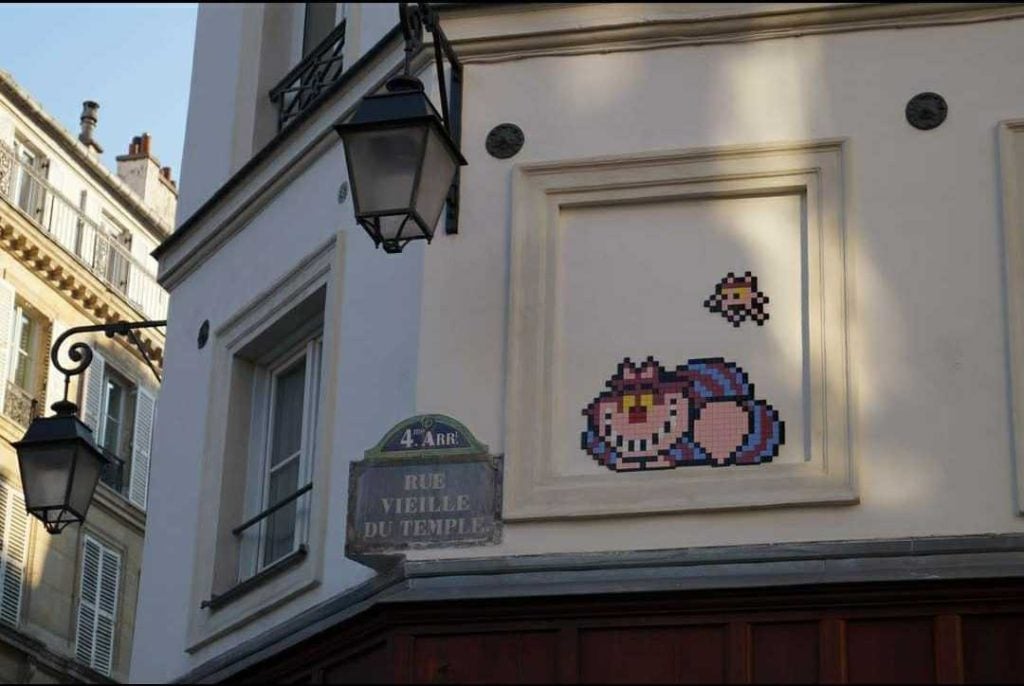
top-left (133, 6), bottom-right (1024, 681)
top-left (176, 3), bottom-right (253, 224)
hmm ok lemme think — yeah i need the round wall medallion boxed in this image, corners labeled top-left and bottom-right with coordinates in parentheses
top-left (197, 320), bottom-right (209, 349)
top-left (337, 180), bottom-right (349, 204)
top-left (905, 92), bottom-right (948, 130)
top-left (485, 123), bottom-right (524, 159)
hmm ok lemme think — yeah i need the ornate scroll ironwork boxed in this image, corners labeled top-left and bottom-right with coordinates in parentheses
top-left (0, 142), bottom-right (12, 198)
top-left (3, 382), bottom-right (39, 429)
top-left (50, 320), bottom-right (166, 413)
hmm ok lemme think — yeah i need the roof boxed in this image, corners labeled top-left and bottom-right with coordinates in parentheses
top-left (0, 69), bottom-right (173, 240)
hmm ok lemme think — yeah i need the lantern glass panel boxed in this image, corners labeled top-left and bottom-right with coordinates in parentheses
top-left (345, 124), bottom-right (427, 215)
top-left (413, 126), bottom-right (460, 234)
top-left (19, 444), bottom-right (74, 512)
top-left (67, 444), bottom-right (103, 518)
top-left (378, 214), bottom-right (419, 241)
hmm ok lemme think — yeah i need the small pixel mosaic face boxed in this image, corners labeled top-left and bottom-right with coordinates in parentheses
top-left (704, 272), bottom-right (769, 327)
top-left (581, 356), bottom-right (784, 472)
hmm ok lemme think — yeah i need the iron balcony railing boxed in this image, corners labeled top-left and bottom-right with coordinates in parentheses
top-left (269, 20), bottom-right (347, 131)
top-left (99, 448), bottom-right (126, 495)
top-left (2, 381), bottom-right (39, 430)
top-left (0, 141), bottom-right (168, 321)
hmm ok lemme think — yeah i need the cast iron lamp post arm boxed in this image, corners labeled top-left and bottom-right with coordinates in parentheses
top-left (50, 320), bottom-right (167, 412)
top-left (398, 2), bottom-right (463, 234)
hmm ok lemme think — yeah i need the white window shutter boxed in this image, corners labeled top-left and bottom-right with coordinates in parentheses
top-left (75, 536), bottom-right (120, 676)
top-left (45, 320), bottom-right (67, 411)
top-left (0, 279), bottom-right (16, 412)
top-left (80, 351), bottom-right (105, 443)
top-left (0, 483), bottom-right (28, 627)
top-left (129, 388), bottom-right (155, 510)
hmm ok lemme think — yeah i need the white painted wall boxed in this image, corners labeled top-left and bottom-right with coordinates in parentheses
top-left (176, 3), bottom-right (253, 224)
top-left (177, 2), bottom-right (400, 228)
top-left (135, 5), bottom-right (1024, 681)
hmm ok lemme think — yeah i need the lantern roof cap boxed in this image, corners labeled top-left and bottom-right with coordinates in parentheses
top-left (335, 77), bottom-right (467, 165)
top-left (12, 412), bottom-right (107, 460)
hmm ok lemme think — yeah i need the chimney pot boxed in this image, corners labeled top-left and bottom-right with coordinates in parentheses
top-left (140, 133), bottom-right (151, 156)
top-left (79, 100), bottom-right (100, 148)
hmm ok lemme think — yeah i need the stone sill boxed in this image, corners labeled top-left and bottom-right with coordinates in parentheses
top-left (202, 546), bottom-right (308, 612)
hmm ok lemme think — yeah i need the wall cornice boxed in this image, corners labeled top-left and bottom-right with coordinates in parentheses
top-left (0, 201), bottom-right (165, 366)
top-left (443, 2), bottom-right (1024, 63)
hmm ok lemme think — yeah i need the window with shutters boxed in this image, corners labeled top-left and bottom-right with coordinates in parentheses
top-left (0, 280), bottom-right (50, 430)
top-left (74, 535), bottom-right (121, 677)
top-left (0, 481), bottom-right (29, 628)
top-left (11, 137), bottom-right (48, 222)
top-left (80, 353), bottom-right (156, 510)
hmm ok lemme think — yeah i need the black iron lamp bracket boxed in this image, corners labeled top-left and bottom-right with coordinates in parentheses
top-left (50, 320), bottom-right (167, 415)
top-left (399, 2), bottom-right (463, 235)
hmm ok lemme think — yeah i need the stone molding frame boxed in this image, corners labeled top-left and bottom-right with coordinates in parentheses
top-left (504, 140), bottom-right (854, 520)
top-left (185, 234), bottom-right (345, 651)
top-left (998, 120), bottom-right (1024, 514)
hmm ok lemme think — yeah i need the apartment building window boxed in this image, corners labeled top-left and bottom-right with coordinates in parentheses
top-left (100, 367), bottom-right (135, 461)
top-left (240, 330), bottom-right (322, 578)
top-left (11, 305), bottom-right (40, 392)
top-left (74, 535), bottom-right (121, 677)
top-left (81, 352), bottom-right (156, 510)
top-left (195, 242), bottom-right (338, 630)
top-left (302, 2), bottom-right (343, 57)
top-left (0, 280), bottom-right (47, 429)
top-left (0, 480), bottom-right (29, 628)
top-left (11, 139), bottom-right (47, 221)
top-left (99, 214), bottom-right (132, 296)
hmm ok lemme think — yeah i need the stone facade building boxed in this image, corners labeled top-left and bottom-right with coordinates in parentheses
top-left (135, 3), bottom-right (1024, 683)
top-left (0, 71), bottom-right (169, 682)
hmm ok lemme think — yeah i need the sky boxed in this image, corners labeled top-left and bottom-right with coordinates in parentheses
top-left (0, 3), bottom-right (197, 180)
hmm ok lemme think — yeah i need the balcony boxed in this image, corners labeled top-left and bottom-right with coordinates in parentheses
top-left (2, 381), bottom-right (39, 430)
top-left (269, 20), bottom-right (347, 131)
top-left (0, 140), bottom-right (168, 321)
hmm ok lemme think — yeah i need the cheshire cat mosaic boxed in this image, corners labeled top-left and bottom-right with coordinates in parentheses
top-left (581, 356), bottom-right (784, 471)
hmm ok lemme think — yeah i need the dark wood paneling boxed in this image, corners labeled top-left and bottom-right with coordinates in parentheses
top-left (230, 579), bottom-right (1024, 685)
top-left (322, 641), bottom-right (390, 684)
top-left (578, 625), bottom-right (727, 684)
top-left (751, 621), bottom-right (819, 684)
top-left (961, 614), bottom-right (1024, 684)
top-left (410, 631), bottom-right (559, 684)
top-left (846, 618), bottom-right (935, 684)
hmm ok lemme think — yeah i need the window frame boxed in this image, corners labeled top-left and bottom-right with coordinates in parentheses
top-left (11, 137), bottom-right (47, 220)
top-left (99, 365), bottom-right (136, 463)
top-left (9, 303), bottom-right (40, 393)
top-left (243, 330), bottom-right (322, 579)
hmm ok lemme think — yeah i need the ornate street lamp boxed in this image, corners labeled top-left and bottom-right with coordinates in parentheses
top-left (12, 320), bottom-right (165, 533)
top-left (334, 2), bottom-right (465, 254)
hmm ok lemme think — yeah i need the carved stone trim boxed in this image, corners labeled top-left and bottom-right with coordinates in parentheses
top-left (0, 206), bottom-right (165, 366)
top-left (0, 144), bottom-right (12, 199)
